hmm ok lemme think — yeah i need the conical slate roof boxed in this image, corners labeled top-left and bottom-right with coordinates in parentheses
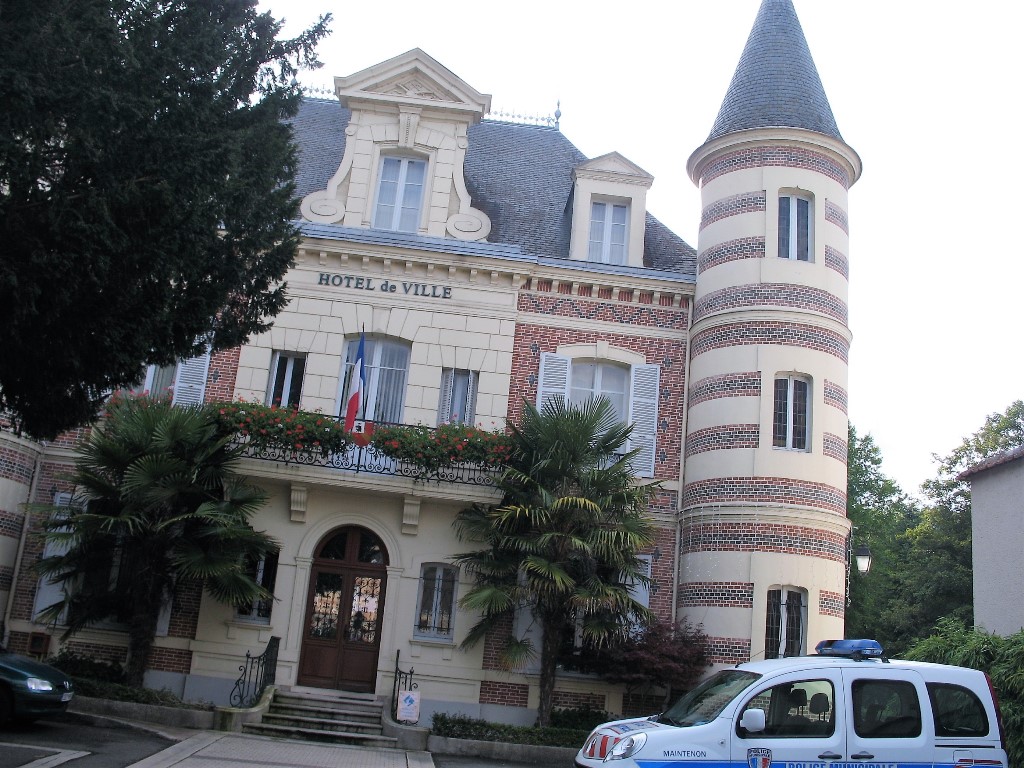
top-left (706, 0), bottom-right (842, 142)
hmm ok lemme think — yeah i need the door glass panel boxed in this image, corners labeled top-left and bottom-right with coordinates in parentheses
top-left (358, 532), bottom-right (386, 564)
top-left (309, 572), bottom-right (344, 639)
top-left (347, 576), bottom-right (382, 643)
top-left (319, 532), bottom-right (348, 560)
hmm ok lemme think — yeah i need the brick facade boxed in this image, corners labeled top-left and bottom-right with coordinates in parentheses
top-left (824, 245), bottom-right (849, 278)
top-left (823, 432), bottom-right (848, 464)
top-left (479, 680), bottom-right (528, 707)
top-left (694, 283), bottom-right (847, 324)
top-left (683, 478), bottom-right (846, 517)
top-left (824, 200), bottom-right (849, 234)
top-left (684, 424), bottom-right (760, 457)
top-left (700, 192), bottom-right (766, 231)
top-left (697, 147), bottom-right (851, 189)
top-left (819, 590), bottom-right (845, 618)
top-left (697, 237), bottom-right (766, 273)
top-left (704, 636), bottom-right (752, 665)
top-left (688, 372), bottom-right (761, 405)
top-left (679, 581), bottom-right (754, 608)
top-left (690, 321), bottom-right (850, 364)
top-left (823, 379), bottom-right (849, 414)
top-left (552, 689), bottom-right (606, 710)
top-left (680, 519), bottom-right (847, 562)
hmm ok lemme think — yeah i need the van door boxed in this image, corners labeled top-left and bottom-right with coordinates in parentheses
top-left (843, 669), bottom-right (930, 765)
top-left (733, 669), bottom-right (845, 766)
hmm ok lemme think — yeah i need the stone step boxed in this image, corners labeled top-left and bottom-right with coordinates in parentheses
top-left (268, 702), bottom-right (382, 724)
top-left (241, 722), bottom-right (398, 748)
top-left (262, 712), bottom-right (383, 734)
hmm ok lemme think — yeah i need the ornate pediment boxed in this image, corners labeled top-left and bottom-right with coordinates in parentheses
top-left (574, 152), bottom-right (654, 186)
top-left (335, 48), bottom-right (491, 120)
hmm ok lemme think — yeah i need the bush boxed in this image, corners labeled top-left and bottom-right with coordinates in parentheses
top-left (549, 706), bottom-right (613, 731)
top-left (68, 676), bottom-right (212, 709)
top-left (48, 650), bottom-right (125, 683)
top-left (431, 712), bottom-right (589, 747)
top-left (905, 618), bottom-right (1023, 766)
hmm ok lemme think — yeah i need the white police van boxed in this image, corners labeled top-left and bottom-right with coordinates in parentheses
top-left (576, 640), bottom-right (1008, 768)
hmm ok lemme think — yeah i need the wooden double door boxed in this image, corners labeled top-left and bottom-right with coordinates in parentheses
top-left (297, 526), bottom-right (388, 692)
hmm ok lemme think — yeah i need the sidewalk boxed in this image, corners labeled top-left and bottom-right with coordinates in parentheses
top-left (127, 732), bottom-right (435, 768)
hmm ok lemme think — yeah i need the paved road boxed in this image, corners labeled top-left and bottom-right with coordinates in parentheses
top-left (0, 712), bottom-right (174, 768)
top-left (433, 757), bottom-right (565, 768)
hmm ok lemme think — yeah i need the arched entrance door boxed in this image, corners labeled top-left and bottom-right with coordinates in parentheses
top-left (297, 526), bottom-right (388, 692)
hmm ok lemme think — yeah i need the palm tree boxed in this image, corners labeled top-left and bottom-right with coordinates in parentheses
top-left (454, 397), bottom-right (657, 726)
top-left (36, 394), bottom-right (277, 687)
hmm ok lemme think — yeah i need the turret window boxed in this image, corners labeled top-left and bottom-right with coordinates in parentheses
top-left (773, 375), bottom-right (810, 450)
top-left (778, 194), bottom-right (812, 261)
top-left (588, 201), bottom-right (629, 264)
top-left (765, 587), bottom-right (807, 658)
top-left (374, 157), bottom-right (426, 232)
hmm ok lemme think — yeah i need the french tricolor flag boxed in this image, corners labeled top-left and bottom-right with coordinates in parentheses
top-left (344, 333), bottom-right (366, 433)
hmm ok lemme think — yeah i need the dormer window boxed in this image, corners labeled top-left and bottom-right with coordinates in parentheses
top-left (373, 157), bottom-right (426, 232)
top-left (588, 201), bottom-right (629, 265)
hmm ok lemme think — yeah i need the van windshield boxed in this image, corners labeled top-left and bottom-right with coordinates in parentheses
top-left (660, 670), bottom-right (760, 727)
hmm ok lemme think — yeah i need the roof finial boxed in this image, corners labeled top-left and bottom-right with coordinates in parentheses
top-left (554, 99), bottom-right (561, 131)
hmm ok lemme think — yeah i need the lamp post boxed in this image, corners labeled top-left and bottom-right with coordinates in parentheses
top-left (854, 544), bottom-right (873, 576)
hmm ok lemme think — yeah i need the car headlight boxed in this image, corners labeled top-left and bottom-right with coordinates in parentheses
top-left (27, 677), bottom-right (54, 692)
top-left (605, 732), bottom-right (647, 761)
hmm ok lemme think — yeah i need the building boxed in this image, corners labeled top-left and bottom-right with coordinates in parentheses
top-left (960, 445), bottom-right (1024, 636)
top-left (0, 0), bottom-right (861, 724)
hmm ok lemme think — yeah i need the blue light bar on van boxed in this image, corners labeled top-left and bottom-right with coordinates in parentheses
top-left (815, 639), bottom-right (885, 658)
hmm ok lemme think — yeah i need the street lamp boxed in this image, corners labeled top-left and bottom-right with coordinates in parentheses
top-left (854, 544), bottom-right (873, 575)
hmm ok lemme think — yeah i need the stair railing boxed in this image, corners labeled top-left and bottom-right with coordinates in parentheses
top-left (392, 649), bottom-right (419, 724)
top-left (230, 635), bottom-right (280, 708)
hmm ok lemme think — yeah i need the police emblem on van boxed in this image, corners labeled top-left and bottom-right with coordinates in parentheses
top-left (748, 748), bottom-right (772, 768)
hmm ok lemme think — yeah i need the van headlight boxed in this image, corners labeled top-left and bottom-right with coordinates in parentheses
top-left (606, 733), bottom-right (647, 761)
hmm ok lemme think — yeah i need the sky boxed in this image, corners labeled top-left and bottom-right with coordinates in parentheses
top-left (259, 0), bottom-right (1023, 498)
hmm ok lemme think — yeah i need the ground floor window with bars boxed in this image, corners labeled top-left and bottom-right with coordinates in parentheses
top-left (414, 564), bottom-right (458, 641)
top-left (236, 551), bottom-right (279, 623)
top-left (765, 587), bottom-right (807, 658)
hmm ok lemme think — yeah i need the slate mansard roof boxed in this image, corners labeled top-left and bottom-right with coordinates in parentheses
top-left (289, 98), bottom-right (697, 277)
top-left (707, 0), bottom-right (843, 143)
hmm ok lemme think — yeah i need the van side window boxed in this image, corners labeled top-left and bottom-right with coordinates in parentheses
top-left (927, 683), bottom-right (989, 737)
top-left (852, 679), bottom-right (922, 738)
top-left (738, 679), bottom-right (834, 738)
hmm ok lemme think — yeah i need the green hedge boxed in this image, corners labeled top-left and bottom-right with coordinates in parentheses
top-left (431, 712), bottom-right (590, 748)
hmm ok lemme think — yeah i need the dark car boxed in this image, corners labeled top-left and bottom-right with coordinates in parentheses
top-left (0, 644), bottom-right (74, 724)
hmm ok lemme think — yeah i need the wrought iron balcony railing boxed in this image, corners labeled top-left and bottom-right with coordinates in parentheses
top-left (232, 425), bottom-right (503, 488)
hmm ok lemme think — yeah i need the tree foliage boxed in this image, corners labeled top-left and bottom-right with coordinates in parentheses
top-left (845, 425), bottom-right (919, 647)
top-left (847, 402), bottom-right (1024, 655)
top-left (594, 619), bottom-right (709, 703)
top-left (0, 0), bottom-right (330, 438)
top-left (35, 394), bottom-right (277, 687)
top-left (454, 398), bottom-right (657, 726)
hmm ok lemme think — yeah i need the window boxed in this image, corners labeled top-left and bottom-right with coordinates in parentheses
top-left (340, 337), bottom-right (410, 424)
top-left (373, 156), bottom-right (426, 232)
top-left (414, 564), bottom-right (458, 641)
top-left (765, 588), bottom-right (806, 659)
top-left (33, 493), bottom-right (73, 623)
top-left (773, 375), bottom-right (810, 450)
top-left (438, 369), bottom-right (477, 425)
top-left (236, 551), bottom-right (279, 623)
top-left (927, 682), bottom-right (989, 737)
top-left (852, 679), bottom-right (923, 738)
top-left (588, 201), bottom-right (629, 264)
top-left (134, 351), bottom-right (210, 405)
top-left (537, 352), bottom-right (660, 477)
top-left (268, 352), bottom-right (305, 408)
top-left (739, 679), bottom-right (835, 737)
top-left (778, 193), bottom-right (812, 261)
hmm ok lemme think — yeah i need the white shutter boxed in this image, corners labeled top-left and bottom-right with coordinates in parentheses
top-left (536, 353), bottom-right (570, 411)
top-left (437, 369), bottom-right (455, 425)
top-left (33, 494), bottom-right (73, 623)
top-left (171, 351), bottom-right (211, 406)
top-left (627, 555), bottom-right (654, 608)
top-left (628, 364), bottom-right (660, 477)
top-left (464, 371), bottom-right (478, 424)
